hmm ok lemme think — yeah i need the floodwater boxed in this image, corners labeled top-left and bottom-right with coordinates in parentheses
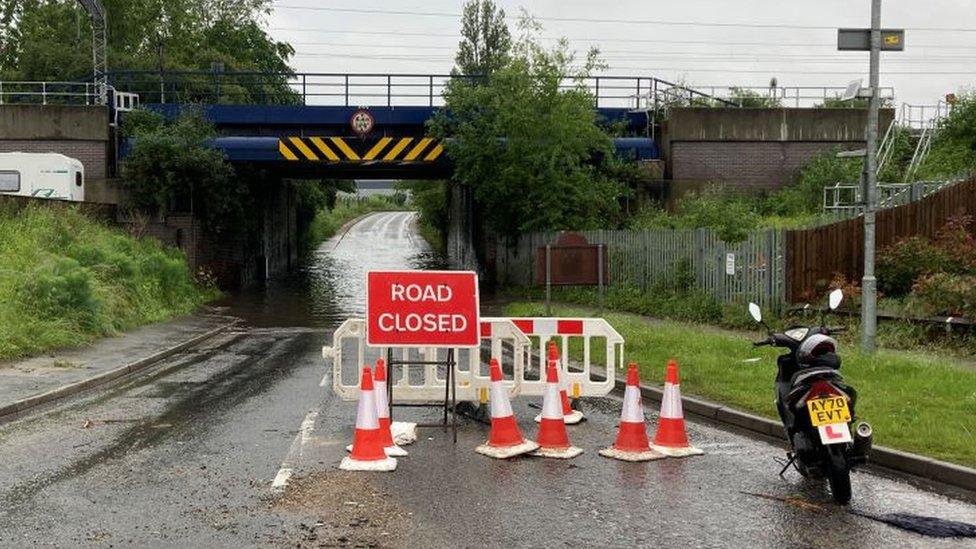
top-left (0, 211), bottom-right (974, 547)
top-left (223, 210), bottom-right (444, 328)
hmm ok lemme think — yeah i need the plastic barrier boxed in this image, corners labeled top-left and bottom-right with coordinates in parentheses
top-left (324, 317), bottom-right (530, 403)
top-left (508, 318), bottom-right (624, 398)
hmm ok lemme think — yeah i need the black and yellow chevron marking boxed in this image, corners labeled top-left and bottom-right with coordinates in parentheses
top-left (278, 136), bottom-right (445, 163)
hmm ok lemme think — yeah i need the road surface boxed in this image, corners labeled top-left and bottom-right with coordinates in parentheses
top-left (0, 211), bottom-right (974, 548)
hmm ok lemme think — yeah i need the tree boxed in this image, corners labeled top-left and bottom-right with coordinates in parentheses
top-left (121, 110), bottom-right (244, 233)
top-left (454, 0), bottom-right (511, 76)
top-left (0, 0), bottom-right (294, 101)
top-left (432, 20), bottom-right (624, 239)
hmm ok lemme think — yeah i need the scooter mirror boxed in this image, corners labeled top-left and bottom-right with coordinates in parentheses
top-left (828, 288), bottom-right (843, 310)
top-left (748, 302), bottom-right (762, 323)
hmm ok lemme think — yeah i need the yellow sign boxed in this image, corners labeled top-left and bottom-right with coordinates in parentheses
top-left (806, 397), bottom-right (851, 427)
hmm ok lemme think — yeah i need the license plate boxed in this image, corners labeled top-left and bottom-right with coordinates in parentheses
top-left (806, 396), bottom-right (851, 427)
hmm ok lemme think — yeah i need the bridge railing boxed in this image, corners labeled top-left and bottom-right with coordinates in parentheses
top-left (685, 85), bottom-right (896, 108)
top-left (106, 70), bottom-right (735, 110)
top-left (0, 81), bottom-right (101, 105)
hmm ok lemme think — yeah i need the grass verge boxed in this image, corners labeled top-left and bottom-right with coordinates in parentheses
top-left (504, 301), bottom-right (976, 468)
top-left (306, 195), bottom-right (407, 249)
top-left (0, 204), bottom-right (219, 361)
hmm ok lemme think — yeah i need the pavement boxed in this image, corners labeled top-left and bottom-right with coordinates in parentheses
top-left (0, 211), bottom-right (974, 548)
top-left (0, 312), bottom-right (235, 419)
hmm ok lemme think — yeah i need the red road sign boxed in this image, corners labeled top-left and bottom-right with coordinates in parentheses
top-left (366, 270), bottom-right (480, 347)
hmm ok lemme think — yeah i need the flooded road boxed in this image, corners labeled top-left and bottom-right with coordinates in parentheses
top-left (0, 211), bottom-right (975, 547)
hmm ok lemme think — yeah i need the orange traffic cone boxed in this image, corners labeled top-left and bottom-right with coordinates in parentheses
top-left (530, 360), bottom-right (583, 459)
top-left (650, 359), bottom-right (704, 457)
top-left (475, 358), bottom-right (539, 459)
top-left (534, 341), bottom-right (584, 424)
top-left (373, 359), bottom-right (408, 456)
top-left (339, 366), bottom-right (398, 471)
top-left (599, 363), bottom-right (665, 461)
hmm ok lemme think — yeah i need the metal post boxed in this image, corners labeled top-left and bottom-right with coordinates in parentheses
top-left (387, 75), bottom-right (392, 107)
top-left (861, 0), bottom-right (882, 353)
top-left (302, 74), bottom-right (307, 105)
top-left (42, 82), bottom-right (47, 105)
top-left (597, 244), bottom-right (605, 313)
top-left (429, 75), bottom-right (434, 107)
top-left (595, 77), bottom-right (600, 108)
top-left (545, 244), bottom-right (552, 316)
top-left (344, 74), bottom-right (349, 106)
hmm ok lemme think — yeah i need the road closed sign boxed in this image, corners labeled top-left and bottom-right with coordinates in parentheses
top-left (366, 270), bottom-right (480, 347)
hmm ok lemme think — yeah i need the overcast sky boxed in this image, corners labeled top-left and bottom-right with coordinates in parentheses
top-left (265, 0), bottom-right (976, 107)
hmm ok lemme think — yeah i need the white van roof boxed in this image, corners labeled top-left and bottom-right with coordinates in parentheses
top-left (0, 152), bottom-right (84, 169)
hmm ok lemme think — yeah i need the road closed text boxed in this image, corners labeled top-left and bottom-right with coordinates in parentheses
top-left (367, 271), bottom-right (480, 347)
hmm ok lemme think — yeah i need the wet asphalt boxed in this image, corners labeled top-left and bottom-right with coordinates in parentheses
top-left (0, 211), bottom-right (975, 548)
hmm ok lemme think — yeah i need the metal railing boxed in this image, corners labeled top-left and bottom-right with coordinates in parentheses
top-left (900, 101), bottom-right (952, 130)
top-left (105, 70), bottom-right (739, 109)
top-left (0, 81), bottom-right (101, 105)
top-left (823, 180), bottom-right (957, 216)
top-left (684, 85), bottom-right (896, 108)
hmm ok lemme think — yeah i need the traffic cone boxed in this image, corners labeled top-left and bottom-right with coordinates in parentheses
top-left (339, 366), bottom-right (398, 472)
top-left (530, 360), bottom-right (583, 459)
top-left (650, 359), bottom-right (704, 457)
top-left (372, 359), bottom-right (408, 456)
top-left (475, 358), bottom-right (539, 459)
top-left (599, 363), bottom-right (666, 462)
top-left (534, 341), bottom-right (584, 424)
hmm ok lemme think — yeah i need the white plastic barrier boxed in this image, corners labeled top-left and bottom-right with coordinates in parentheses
top-left (324, 317), bottom-right (530, 402)
top-left (508, 318), bottom-right (624, 398)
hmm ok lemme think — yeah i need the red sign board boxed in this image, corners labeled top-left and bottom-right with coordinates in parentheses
top-left (366, 270), bottom-right (480, 348)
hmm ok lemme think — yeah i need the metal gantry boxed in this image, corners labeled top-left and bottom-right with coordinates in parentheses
top-left (75, 0), bottom-right (108, 105)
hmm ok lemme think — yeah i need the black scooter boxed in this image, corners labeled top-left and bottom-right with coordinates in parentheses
top-left (747, 289), bottom-right (872, 504)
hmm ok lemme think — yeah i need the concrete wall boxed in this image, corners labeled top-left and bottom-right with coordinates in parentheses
top-left (0, 105), bottom-right (110, 180)
top-left (664, 107), bottom-right (895, 191)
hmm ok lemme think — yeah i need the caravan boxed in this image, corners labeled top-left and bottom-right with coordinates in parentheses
top-left (0, 152), bottom-right (85, 202)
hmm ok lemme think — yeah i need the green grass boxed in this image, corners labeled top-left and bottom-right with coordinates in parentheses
top-left (0, 204), bottom-right (219, 361)
top-left (306, 195), bottom-right (407, 249)
top-left (505, 301), bottom-right (976, 468)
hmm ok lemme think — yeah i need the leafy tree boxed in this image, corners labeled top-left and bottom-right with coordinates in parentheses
top-left (918, 92), bottom-right (976, 180)
top-left (121, 110), bottom-right (244, 233)
top-left (454, 0), bottom-right (511, 76)
top-left (431, 21), bottom-right (624, 239)
top-left (0, 0), bottom-right (294, 102)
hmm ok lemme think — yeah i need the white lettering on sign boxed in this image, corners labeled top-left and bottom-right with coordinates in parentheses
top-left (390, 284), bottom-right (453, 302)
top-left (377, 313), bottom-right (468, 333)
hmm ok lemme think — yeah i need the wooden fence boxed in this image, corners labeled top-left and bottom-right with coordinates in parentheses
top-left (494, 227), bottom-right (785, 309)
top-left (785, 178), bottom-right (976, 302)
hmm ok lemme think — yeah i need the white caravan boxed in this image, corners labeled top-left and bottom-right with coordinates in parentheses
top-left (0, 152), bottom-right (85, 202)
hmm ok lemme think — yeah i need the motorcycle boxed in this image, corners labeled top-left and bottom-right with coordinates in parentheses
top-left (747, 289), bottom-right (872, 504)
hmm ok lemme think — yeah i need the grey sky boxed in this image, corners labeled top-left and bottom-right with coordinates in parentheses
top-left (266, 1), bottom-right (976, 106)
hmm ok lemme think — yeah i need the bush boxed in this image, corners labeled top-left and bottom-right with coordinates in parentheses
top-left (910, 272), bottom-right (976, 317)
top-left (877, 236), bottom-right (951, 297)
top-left (0, 205), bottom-right (217, 360)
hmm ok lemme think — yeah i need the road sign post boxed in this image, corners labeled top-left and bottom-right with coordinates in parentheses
top-left (838, 2), bottom-right (903, 353)
top-left (366, 270), bottom-right (480, 443)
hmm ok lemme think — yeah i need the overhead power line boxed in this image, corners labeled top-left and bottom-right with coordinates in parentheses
top-left (272, 3), bottom-right (976, 33)
top-left (274, 28), bottom-right (976, 51)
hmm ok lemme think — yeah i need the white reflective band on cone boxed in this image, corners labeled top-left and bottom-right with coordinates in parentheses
top-left (541, 382), bottom-right (563, 419)
top-left (620, 386), bottom-right (644, 423)
top-left (660, 382), bottom-right (682, 419)
top-left (357, 387), bottom-right (379, 429)
top-left (375, 380), bottom-right (390, 419)
top-left (490, 381), bottom-right (513, 418)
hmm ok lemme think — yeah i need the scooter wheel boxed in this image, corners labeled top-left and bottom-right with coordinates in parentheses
top-left (825, 446), bottom-right (852, 504)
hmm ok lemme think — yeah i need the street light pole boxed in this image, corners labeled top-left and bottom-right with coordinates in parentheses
top-left (861, 0), bottom-right (882, 353)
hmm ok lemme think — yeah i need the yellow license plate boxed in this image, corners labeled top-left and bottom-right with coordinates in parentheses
top-left (806, 397), bottom-right (851, 427)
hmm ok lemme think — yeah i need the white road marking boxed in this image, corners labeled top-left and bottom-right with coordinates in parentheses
top-left (319, 371), bottom-right (329, 387)
top-left (271, 409), bottom-right (319, 494)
